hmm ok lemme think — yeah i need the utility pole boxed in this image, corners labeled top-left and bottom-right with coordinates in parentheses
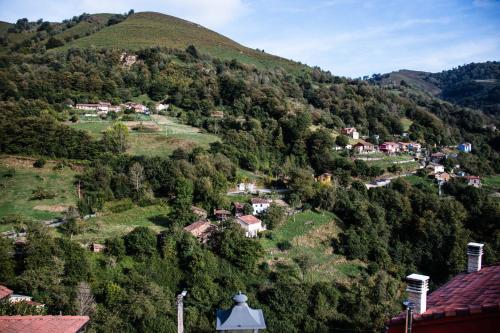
top-left (177, 290), bottom-right (187, 333)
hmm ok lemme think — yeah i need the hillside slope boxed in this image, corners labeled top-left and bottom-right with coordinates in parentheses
top-left (372, 62), bottom-right (500, 115)
top-left (59, 12), bottom-right (300, 70)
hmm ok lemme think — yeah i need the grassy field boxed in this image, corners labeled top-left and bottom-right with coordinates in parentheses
top-left (69, 203), bottom-right (169, 243)
top-left (364, 155), bottom-right (419, 172)
top-left (0, 157), bottom-right (79, 230)
top-left (483, 175), bottom-right (500, 191)
top-left (58, 12), bottom-right (302, 71)
top-left (401, 117), bottom-right (414, 131)
top-left (69, 116), bottom-right (219, 156)
top-left (261, 210), bottom-right (364, 284)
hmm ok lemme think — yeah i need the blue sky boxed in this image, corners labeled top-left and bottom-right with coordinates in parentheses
top-left (0, 0), bottom-right (499, 77)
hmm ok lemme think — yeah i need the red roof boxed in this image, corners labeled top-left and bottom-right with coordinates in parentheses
top-left (238, 215), bottom-right (262, 225)
top-left (465, 176), bottom-right (480, 180)
top-left (0, 316), bottom-right (90, 333)
top-left (184, 220), bottom-right (211, 233)
top-left (389, 264), bottom-right (500, 325)
top-left (0, 285), bottom-right (13, 299)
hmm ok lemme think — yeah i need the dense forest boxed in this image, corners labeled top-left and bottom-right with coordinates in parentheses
top-left (0, 13), bottom-right (499, 333)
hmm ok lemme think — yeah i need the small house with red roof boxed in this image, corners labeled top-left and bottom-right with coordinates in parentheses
top-left (387, 242), bottom-right (500, 333)
top-left (251, 198), bottom-right (270, 215)
top-left (184, 220), bottom-right (216, 243)
top-left (214, 209), bottom-right (231, 221)
top-left (465, 176), bottom-right (481, 188)
top-left (0, 285), bottom-right (13, 300)
top-left (237, 215), bottom-right (266, 237)
top-left (341, 127), bottom-right (359, 139)
top-left (0, 315), bottom-right (90, 333)
top-left (379, 142), bottom-right (400, 154)
top-left (233, 202), bottom-right (245, 217)
top-left (353, 141), bottom-right (375, 154)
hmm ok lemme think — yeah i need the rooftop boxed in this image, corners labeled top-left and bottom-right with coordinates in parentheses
top-left (0, 285), bottom-right (13, 299)
top-left (389, 264), bottom-right (500, 325)
top-left (0, 316), bottom-right (90, 333)
top-left (184, 220), bottom-right (212, 233)
top-left (251, 198), bottom-right (270, 204)
top-left (238, 215), bottom-right (262, 225)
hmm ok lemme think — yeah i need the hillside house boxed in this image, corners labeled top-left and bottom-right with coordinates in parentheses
top-left (353, 141), bottom-right (375, 154)
top-left (408, 142), bottom-right (422, 153)
top-left (379, 142), bottom-right (400, 154)
top-left (89, 243), bottom-right (105, 253)
top-left (156, 103), bottom-right (169, 112)
top-left (75, 102), bottom-right (120, 113)
top-left (387, 243), bottom-right (499, 333)
top-left (430, 152), bottom-right (446, 163)
top-left (233, 202), bottom-right (245, 216)
top-left (317, 172), bottom-right (332, 185)
top-left (434, 172), bottom-right (451, 183)
top-left (398, 142), bottom-right (410, 153)
top-left (465, 176), bottom-right (481, 188)
top-left (458, 142), bottom-right (472, 153)
top-left (427, 162), bottom-right (445, 174)
top-left (184, 220), bottom-right (216, 243)
top-left (214, 209), bottom-right (231, 221)
top-left (237, 182), bottom-right (255, 193)
top-left (191, 206), bottom-right (208, 219)
top-left (251, 198), bottom-right (270, 215)
top-left (341, 127), bottom-right (359, 139)
top-left (123, 102), bottom-right (148, 114)
top-left (0, 285), bottom-right (12, 300)
top-left (0, 316), bottom-right (90, 333)
top-left (332, 144), bottom-right (343, 151)
top-left (236, 215), bottom-right (266, 237)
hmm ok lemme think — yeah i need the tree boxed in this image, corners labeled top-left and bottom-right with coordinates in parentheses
top-left (124, 227), bottom-right (157, 258)
top-left (186, 45), bottom-right (199, 58)
top-left (46, 37), bottom-right (64, 49)
top-left (75, 282), bottom-right (96, 316)
top-left (262, 203), bottom-right (285, 229)
top-left (129, 162), bottom-right (144, 192)
top-left (102, 123), bottom-right (129, 153)
top-left (335, 135), bottom-right (349, 147)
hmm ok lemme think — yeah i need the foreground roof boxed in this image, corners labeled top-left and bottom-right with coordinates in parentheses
top-left (0, 285), bottom-right (13, 299)
top-left (389, 264), bottom-right (500, 325)
top-left (216, 293), bottom-right (266, 330)
top-left (0, 316), bottom-right (90, 333)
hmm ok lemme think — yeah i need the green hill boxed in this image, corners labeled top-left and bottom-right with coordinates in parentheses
top-left (59, 12), bottom-right (300, 70)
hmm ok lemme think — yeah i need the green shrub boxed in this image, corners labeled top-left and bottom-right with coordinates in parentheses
top-left (33, 159), bottom-right (46, 168)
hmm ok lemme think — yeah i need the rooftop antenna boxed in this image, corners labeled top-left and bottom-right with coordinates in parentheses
top-left (177, 290), bottom-right (187, 333)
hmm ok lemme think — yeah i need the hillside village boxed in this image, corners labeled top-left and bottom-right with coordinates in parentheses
top-left (0, 7), bottom-right (499, 333)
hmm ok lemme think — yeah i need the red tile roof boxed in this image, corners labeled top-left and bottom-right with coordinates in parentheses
top-left (184, 220), bottom-right (211, 233)
top-left (389, 264), bottom-right (500, 325)
top-left (251, 198), bottom-right (270, 205)
top-left (238, 215), bottom-right (262, 225)
top-left (0, 285), bottom-right (13, 299)
top-left (0, 316), bottom-right (90, 333)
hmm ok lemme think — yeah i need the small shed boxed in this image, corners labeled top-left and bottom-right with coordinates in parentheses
top-left (216, 292), bottom-right (266, 332)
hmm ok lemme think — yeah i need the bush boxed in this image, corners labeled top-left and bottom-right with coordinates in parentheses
top-left (33, 159), bottom-right (46, 168)
top-left (0, 214), bottom-right (26, 225)
top-left (277, 240), bottom-right (292, 251)
top-left (31, 187), bottom-right (56, 200)
top-left (108, 199), bottom-right (134, 213)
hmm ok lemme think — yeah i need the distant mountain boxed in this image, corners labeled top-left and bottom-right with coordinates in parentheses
top-left (0, 12), bottom-right (300, 70)
top-left (371, 62), bottom-right (500, 115)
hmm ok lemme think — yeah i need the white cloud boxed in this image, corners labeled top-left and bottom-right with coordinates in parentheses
top-left (1, 0), bottom-right (248, 29)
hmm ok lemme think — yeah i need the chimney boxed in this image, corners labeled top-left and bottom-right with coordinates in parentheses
top-left (406, 274), bottom-right (429, 314)
top-left (467, 242), bottom-right (484, 273)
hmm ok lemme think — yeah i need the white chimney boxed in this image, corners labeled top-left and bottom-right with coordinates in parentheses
top-left (467, 242), bottom-right (484, 273)
top-left (406, 273), bottom-right (429, 314)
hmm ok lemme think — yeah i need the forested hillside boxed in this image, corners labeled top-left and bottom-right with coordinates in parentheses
top-left (0, 12), bottom-right (499, 333)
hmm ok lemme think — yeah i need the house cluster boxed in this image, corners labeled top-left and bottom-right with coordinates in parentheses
top-left (426, 146), bottom-right (481, 188)
top-left (73, 101), bottom-right (151, 115)
top-left (185, 197), bottom-right (290, 240)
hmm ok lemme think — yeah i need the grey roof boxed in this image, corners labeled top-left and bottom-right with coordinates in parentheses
top-left (216, 293), bottom-right (266, 331)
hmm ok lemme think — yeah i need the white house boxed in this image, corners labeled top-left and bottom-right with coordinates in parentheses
top-left (238, 182), bottom-right (255, 193)
top-left (237, 215), bottom-right (266, 237)
top-left (251, 198), bottom-right (270, 215)
top-left (427, 162), bottom-right (445, 174)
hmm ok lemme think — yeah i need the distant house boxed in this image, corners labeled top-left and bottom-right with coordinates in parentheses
top-left (341, 127), bottom-right (359, 139)
top-left (458, 142), bottom-right (472, 153)
top-left (233, 202), bottom-right (245, 217)
top-left (123, 102), bottom-right (148, 114)
top-left (251, 198), bottom-right (270, 215)
top-left (0, 315), bottom-right (90, 333)
top-left (332, 145), bottom-right (343, 151)
top-left (214, 209), bottom-right (231, 221)
top-left (408, 142), bottom-right (422, 153)
top-left (236, 215), bottom-right (266, 237)
top-left (317, 172), bottom-right (332, 185)
top-left (89, 243), bottom-right (105, 253)
top-left (238, 182), bottom-right (255, 193)
top-left (0, 285), bottom-right (13, 300)
top-left (398, 142), bottom-right (410, 153)
top-left (184, 220), bottom-right (216, 243)
top-left (191, 206), bottom-right (208, 219)
top-left (434, 172), bottom-right (451, 183)
top-left (371, 178), bottom-right (391, 187)
top-left (427, 162), bottom-right (445, 174)
top-left (465, 176), bottom-right (481, 188)
top-left (430, 152), bottom-right (446, 163)
top-left (9, 294), bottom-right (44, 309)
top-left (379, 142), bottom-right (400, 154)
top-left (75, 102), bottom-right (120, 113)
top-left (353, 141), bottom-right (375, 154)
top-left (156, 103), bottom-right (169, 112)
